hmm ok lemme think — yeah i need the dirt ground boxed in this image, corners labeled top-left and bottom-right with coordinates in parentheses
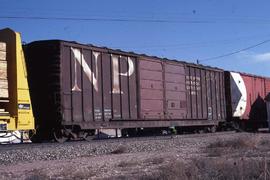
top-left (1, 132), bottom-right (270, 180)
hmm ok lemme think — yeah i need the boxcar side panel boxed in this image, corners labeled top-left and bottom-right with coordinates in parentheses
top-left (164, 62), bottom-right (186, 119)
top-left (210, 72), bottom-right (217, 120)
top-left (219, 72), bottom-right (226, 120)
top-left (128, 57), bottom-right (138, 119)
top-left (195, 68), bottom-right (202, 119)
top-left (120, 56), bottom-right (129, 119)
top-left (61, 46), bottom-right (72, 123)
top-left (82, 49), bottom-right (94, 122)
top-left (185, 67), bottom-right (191, 119)
top-left (185, 65), bottom-right (225, 121)
top-left (71, 47), bottom-right (83, 122)
top-left (265, 79), bottom-right (270, 95)
top-left (101, 53), bottom-right (112, 120)
top-left (200, 69), bottom-right (208, 119)
top-left (111, 54), bottom-right (121, 119)
top-left (139, 58), bottom-right (164, 119)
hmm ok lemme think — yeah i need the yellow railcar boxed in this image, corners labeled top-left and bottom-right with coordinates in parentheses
top-left (0, 28), bottom-right (35, 143)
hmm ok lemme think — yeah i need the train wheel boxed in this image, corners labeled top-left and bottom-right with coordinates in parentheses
top-left (53, 129), bottom-right (68, 143)
top-left (29, 130), bottom-right (42, 143)
top-left (83, 130), bottom-right (95, 141)
top-left (210, 126), bottom-right (217, 133)
top-left (231, 121), bottom-right (245, 132)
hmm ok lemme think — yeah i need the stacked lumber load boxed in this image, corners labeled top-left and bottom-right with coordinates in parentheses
top-left (0, 42), bottom-right (8, 100)
top-left (0, 108), bottom-right (9, 116)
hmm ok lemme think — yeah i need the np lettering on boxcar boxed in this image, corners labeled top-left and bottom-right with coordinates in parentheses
top-left (71, 47), bottom-right (99, 92)
top-left (111, 55), bottom-right (135, 94)
top-left (71, 47), bottom-right (135, 94)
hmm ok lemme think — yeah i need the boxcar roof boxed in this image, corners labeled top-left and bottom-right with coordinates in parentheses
top-left (28, 39), bottom-right (224, 72)
top-left (227, 70), bottom-right (270, 80)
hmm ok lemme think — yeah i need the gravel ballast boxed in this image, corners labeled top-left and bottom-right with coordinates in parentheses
top-left (1, 132), bottom-right (270, 179)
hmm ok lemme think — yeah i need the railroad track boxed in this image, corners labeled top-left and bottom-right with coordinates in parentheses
top-left (0, 131), bottom-right (236, 151)
top-left (92, 130), bottom-right (237, 144)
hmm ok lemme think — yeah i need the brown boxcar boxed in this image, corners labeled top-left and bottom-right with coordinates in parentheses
top-left (225, 71), bottom-right (270, 129)
top-left (25, 40), bottom-right (226, 140)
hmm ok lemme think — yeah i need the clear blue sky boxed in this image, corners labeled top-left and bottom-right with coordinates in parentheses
top-left (1, 0), bottom-right (270, 76)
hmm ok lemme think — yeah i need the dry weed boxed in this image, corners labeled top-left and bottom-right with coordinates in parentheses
top-left (206, 136), bottom-right (266, 157)
top-left (111, 145), bottom-right (127, 154)
top-left (191, 157), bottom-right (270, 180)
